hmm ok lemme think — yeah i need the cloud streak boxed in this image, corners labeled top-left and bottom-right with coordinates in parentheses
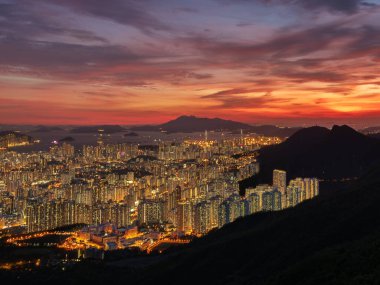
top-left (0, 0), bottom-right (380, 126)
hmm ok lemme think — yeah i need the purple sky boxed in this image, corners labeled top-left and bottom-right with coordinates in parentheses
top-left (1, 0), bottom-right (380, 127)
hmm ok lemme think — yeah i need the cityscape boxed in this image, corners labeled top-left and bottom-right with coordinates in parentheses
top-left (0, 131), bottom-right (318, 256)
top-left (1, 0), bottom-right (380, 284)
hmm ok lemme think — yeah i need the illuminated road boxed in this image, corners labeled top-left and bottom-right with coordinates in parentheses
top-left (6, 231), bottom-right (73, 247)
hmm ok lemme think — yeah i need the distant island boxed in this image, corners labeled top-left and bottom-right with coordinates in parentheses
top-left (33, 126), bottom-right (64, 133)
top-left (124, 132), bottom-right (138, 137)
top-left (130, 115), bottom-right (251, 133)
top-left (59, 136), bottom-right (75, 142)
top-left (70, 125), bottom-right (126, 134)
top-left (130, 115), bottom-right (301, 137)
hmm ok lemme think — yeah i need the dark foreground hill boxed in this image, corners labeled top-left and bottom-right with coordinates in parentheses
top-left (4, 165), bottom-right (380, 284)
top-left (368, 133), bottom-right (380, 140)
top-left (256, 125), bottom-right (380, 184)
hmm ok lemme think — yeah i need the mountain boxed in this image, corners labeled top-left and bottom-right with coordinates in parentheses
top-left (59, 136), bottom-right (75, 142)
top-left (131, 115), bottom-right (301, 136)
top-left (124, 132), bottom-right (139, 137)
top-left (6, 164), bottom-right (380, 285)
top-left (0, 130), bottom-right (29, 137)
top-left (32, 126), bottom-right (64, 133)
top-left (69, 125), bottom-right (126, 134)
top-left (255, 125), bottom-right (380, 184)
top-left (131, 115), bottom-right (252, 133)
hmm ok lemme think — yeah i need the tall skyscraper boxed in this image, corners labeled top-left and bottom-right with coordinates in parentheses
top-left (138, 200), bottom-right (163, 225)
top-left (273, 169), bottom-right (287, 194)
top-left (194, 201), bottom-right (211, 234)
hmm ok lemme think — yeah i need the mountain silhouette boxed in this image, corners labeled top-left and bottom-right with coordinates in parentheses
top-left (255, 125), bottom-right (380, 184)
top-left (131, 115), bottom-right (301, 136)
top-left (131, 115), bottom-right (251, 133)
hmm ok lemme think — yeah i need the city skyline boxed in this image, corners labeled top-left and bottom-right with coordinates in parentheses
top-left (1, 0), bottom-right (380, 126)
top-left (2, 1), bottom-right (380, 283)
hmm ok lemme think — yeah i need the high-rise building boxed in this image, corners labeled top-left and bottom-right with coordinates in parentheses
top-left (176, 200), bottom-right (193, 233)
top-left (138, 199), bottom-right (163, 225)
top-left (247, 193), bottom-right (260, 214)
top-left (209, 195), bottom-right (223, 229)
top-left (194, 201), bottom-right (211, 234)
top-left (289, 177), bottom-right (319, 202)
top-left (229, 199), bottom-right (241, 222)
top-left (273, 169), bottom-right (287, 194)
top-left (218, 200), bottom-right (229, 228)
top-left (114, 203), bottom-right (131, 228)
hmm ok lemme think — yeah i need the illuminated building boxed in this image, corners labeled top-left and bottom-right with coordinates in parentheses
top-left (218, 200), bottom-right (229, 228)
top-left (114, 203), bottom-right (131, 228)
top-left (1, 134), bottom-right (285, 237)
top-left (209, 195), bottom-right (223, 229)
top-left (0, 131), bottom-right (32, 148)
top-left (194, 201), bottom-right (211, 234)
top-left (289, 178), bottom-right (319, 202)
top-left (273, 169), bottom-right (287, 194)
top-left (286, 185), bottom-right (302, 208)
top-left (176, 200), bottom-right (193, 232)
top-left (138, 200), bottom-right (163, 225)
top-left (247, 193), bottom-right (260, 214)
top-left (228, 195), bottom-right (242, 222)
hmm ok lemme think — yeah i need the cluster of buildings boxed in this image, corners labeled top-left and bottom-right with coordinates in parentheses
top-left (0, 131), bottom-right (32, 149)
top-left (0, 133), bottom-right (318, 247)
top-left (246, 170), bottom-right (319, 212)
top-left (132, 168), bottom-right (319, 235)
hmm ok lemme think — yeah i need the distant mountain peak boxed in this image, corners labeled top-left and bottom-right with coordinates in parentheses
top-left (159, 115), bottom-right (251, 132)
top-left (172, 115), bottom-right (230, 122)
top-left (131, 115), bottom-right (302, 136)
top-left (177, 115), bottom-right (196, 119)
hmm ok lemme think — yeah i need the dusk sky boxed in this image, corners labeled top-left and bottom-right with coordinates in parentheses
top-left (1, 0), bottom-right (380, 126)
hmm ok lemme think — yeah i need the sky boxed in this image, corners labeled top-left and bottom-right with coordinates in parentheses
top-left (0, 0), bottom-right (380, 127)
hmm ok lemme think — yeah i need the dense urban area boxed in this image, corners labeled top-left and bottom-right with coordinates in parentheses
top-left (0, 130), bottom-right (318, 269)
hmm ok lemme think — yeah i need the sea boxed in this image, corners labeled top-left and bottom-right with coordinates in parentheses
top-left (9, 130), bottom-right (242, 153)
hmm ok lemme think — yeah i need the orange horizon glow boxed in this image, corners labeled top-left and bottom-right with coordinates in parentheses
top-left (1, 0), bottom-right (380, 127)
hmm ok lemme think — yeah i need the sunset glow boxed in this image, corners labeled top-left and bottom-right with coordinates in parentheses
top-left (1, 0), bottom-right (380, 126)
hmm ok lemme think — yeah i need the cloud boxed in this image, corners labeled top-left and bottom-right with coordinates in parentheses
top-left (1, 0), bottom-right (380, 125)
top-left (201, 89), bottom-right (290, 109)
top-left (0, 2), bottom-right (108, 44)
top-left (192, 22), bottom-right (358, 61)
top-left (282, 0), bottom-right (362, 14)
top-left (221, 0), bottom-right (375, 14)
top-left (36, 0), bottom-right (170, 34)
